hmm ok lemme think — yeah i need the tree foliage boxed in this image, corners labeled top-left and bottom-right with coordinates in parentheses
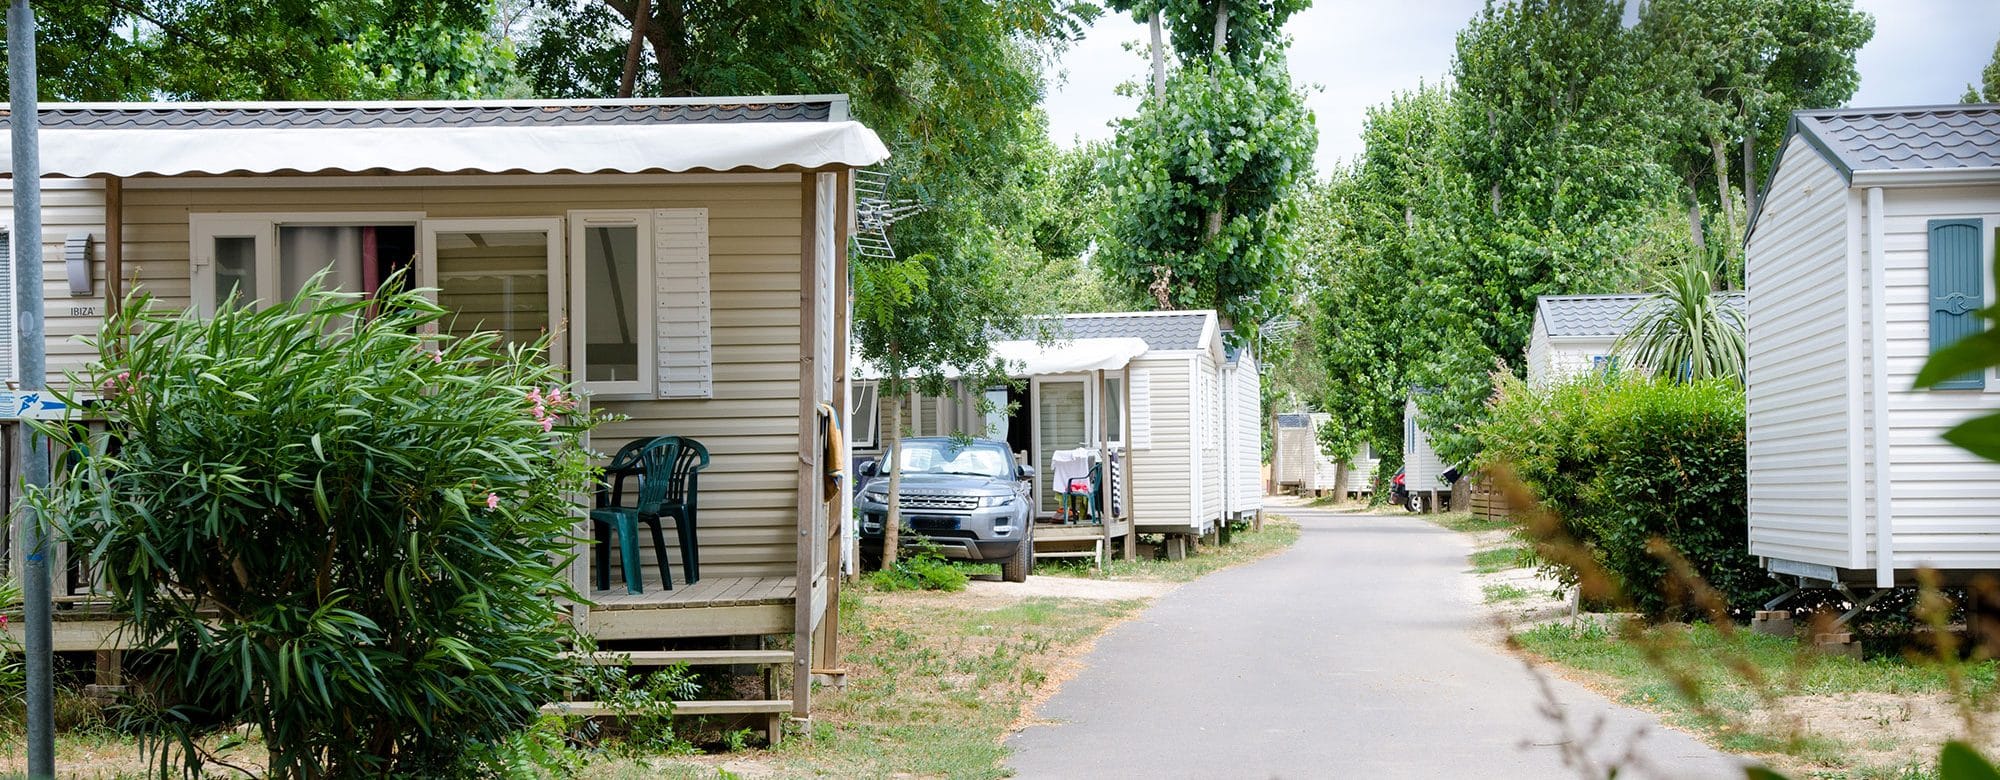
top-left (1967, 34), bottom-right (2000, 103)
top-left (1097, 0), bottom-right (1317, 346)
top-left (1300, 0), bottom-right (1870, 470)
top-left (0, 1), bottom-right (519, 100)
top-left (37, 281), bottom-right (599, 776)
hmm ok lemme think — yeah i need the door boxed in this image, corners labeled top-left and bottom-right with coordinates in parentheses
top-left (190, 216), bottom-right (275, 314)
top-left (1032, 376), bottom-right (1092, 515)
top-left (419, 218), bottom-right (566, 365)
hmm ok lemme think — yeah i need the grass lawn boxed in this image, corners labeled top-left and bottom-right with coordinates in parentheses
top-left (1032, 515), bottom-right (1302, 583)
top-left (1516, 620), bottom-right (2000, 779)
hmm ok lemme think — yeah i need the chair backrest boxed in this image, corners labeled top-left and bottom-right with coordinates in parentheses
top-left (638, 436), bottom-right (710, 510)
top-left (599, 436), bottom-right (658, 506)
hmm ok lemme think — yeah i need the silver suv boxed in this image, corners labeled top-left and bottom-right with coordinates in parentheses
top-left (857, 436), bottom-right (1037, 582)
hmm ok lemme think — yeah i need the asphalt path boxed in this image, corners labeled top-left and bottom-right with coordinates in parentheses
top-left (1005, 508), bottom-right (1747, 779)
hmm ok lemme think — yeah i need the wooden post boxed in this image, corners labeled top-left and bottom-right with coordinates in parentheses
top-left (1120, 365), bottom-right (1136, 561)
top-left (1094, 369), bottom-right (1110, 568)
top-left (103, 176), bottom-right (121, 319)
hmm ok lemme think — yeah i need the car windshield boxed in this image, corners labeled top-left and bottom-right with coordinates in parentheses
top-left (891, 439), bottom-right (1011, 479)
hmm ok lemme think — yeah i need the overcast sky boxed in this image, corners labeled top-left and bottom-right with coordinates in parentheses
top-left (1042, 1), bottom-right (2000, 175)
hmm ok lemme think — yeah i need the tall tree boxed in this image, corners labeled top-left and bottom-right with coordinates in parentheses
top-left (1965, 34), bottom-right (2000, 103)
top-left (1096, 0), bottom-right (1318, 346)
top-left (0, 1), bottom-right (518, 100)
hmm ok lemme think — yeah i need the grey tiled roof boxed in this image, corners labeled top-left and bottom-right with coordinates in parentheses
top-left (1536, 293), bottom-right (1747, 338)
top-left (1276, 413), bottom-right (1311, 429)
top-left (1795, 105), bottom-right (2000, 175)
top-left (1052, 311), bottom-right (1214, 352)
top-left (0, 99), bottom-right (835, 129)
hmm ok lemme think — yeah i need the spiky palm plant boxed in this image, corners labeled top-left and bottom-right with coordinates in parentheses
top-left (1616, 251), bottom-right (1746, 383)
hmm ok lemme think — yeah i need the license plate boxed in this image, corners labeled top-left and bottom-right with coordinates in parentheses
top-left (910, 516), bottom-right (959, 531)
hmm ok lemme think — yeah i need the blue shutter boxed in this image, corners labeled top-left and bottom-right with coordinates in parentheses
top-left (1929, 218), bottom-right (1987, 390)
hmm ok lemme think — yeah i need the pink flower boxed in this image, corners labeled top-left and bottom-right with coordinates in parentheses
top-left (485, 493), bottom-right (500, 511)
top-left (548, 388), bottom-right (563, 405)
top-left (431, 351), bottom-right (443, 364)
top-left (532, 404), bottom-right (546, 419)
top-left (527, 388), bottom-right (544, 405)
top-left (539, 417), bottom-right (554, 433)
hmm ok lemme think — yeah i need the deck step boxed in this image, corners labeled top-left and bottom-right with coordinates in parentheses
top-left (1032, 551), bottom-right (1102, 559)
top-left (563, 649), bottom-right (792, 667)
top-left (541, 699), bottom-right (792, 717)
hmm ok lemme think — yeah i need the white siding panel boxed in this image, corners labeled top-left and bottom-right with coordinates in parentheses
top-left (1871, 183), bottom-right (2000, 571)
top-left (1745, 136), bottom-right (1855, 568)
top-left (1130, 356), bottom-right (1195, 533)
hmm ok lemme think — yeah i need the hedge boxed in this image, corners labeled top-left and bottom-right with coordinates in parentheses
top-left (1478, 373), bottom-right (1777, 619)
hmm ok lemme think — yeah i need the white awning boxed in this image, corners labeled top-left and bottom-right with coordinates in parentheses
top-left (855, 337), bottom-right (1149, 380)
top-left (7, 121), bottom-right (890, 178)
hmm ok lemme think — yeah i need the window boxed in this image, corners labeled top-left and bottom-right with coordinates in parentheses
top-left (567, 210), bottom-right (655, 396)
top-left (1103, 376), bottom-right (1124, 444)
top-left (851, 383), bottom-right (880, 449)
top-left (190, 213), bottom-right (421, 313)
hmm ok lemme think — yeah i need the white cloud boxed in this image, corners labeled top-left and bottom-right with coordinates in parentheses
top-left (1043, 1), bottom-right (2000, 177)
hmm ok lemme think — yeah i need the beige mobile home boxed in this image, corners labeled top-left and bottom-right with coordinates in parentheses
top-left (856, 310), bottom-right (1258, 554)
top-left (1745, 104), bottom-right (2000, 591)
top-left (0, 97), bottom-right (885, 723)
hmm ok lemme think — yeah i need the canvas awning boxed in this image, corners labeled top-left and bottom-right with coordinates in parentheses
top-left (855, 337), bottom-right (1149, 380)
top-left (3, 117), bottom-right (890, 178)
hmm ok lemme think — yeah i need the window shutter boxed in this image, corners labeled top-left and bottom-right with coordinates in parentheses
top-left (0, 230), bottom-right (13, 384)
top-left (1129, 369), bottom-right (1151, 450)
top-left (655, 208), bottom-right (711, 399)
top-left (1928, 218), bottom-right (1986, 390)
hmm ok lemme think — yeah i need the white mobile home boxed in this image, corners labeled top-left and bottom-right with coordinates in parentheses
top-left (856, 310), bottom-right (1255, 547)
top-left (1403, 396), bottom-right (1452, 512)
top-left (1272, 411), bottom-right (1374, 496)
top-left (1745, 104), bottom-right (2000, 589)
top-left (1220, 336), bottom-right (1264, 525)
top-left (0, 97), bottom-right (884, 723)
top-left (1527, 293), bottom-right (1747, 387)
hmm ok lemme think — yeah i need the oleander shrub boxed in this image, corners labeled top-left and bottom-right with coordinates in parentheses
top-left (34, 278), bottom-right (605, 777)
top-left (1478, 373), bottom-right (1774, 619)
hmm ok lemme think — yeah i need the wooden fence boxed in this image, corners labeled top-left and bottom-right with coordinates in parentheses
top-left (1468, 474), bottom-right (1512, 522)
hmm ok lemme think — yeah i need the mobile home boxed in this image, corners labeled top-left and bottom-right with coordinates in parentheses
top-left (1527, 293), bottom-right (1746, 387)
top-left (856, 310), bottom-right (1258, 550)
top-left (0, 97), bottom-right (884, 722)
top-left (1403, 395), bottom-right (1452, 512)
top-left (1745, 104), bottom-right (2000, 590)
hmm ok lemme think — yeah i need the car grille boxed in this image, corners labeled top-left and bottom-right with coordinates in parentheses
top-left (900, 493), bottom-right (977, 511)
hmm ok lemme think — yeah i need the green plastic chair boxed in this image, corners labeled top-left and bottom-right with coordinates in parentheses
top-left (593, 436), bottom-right (659, 593)
top-left (591, 436), bottom-right (710, 593)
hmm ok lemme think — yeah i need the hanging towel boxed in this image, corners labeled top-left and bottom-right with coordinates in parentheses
top-left (817, 402), bottom-right (845, 498)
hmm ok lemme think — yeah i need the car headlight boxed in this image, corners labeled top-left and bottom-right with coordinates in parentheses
top-left (978, 494), bottom-right (1017, 507)
top-left (862, 490), bottom-right (888, 504)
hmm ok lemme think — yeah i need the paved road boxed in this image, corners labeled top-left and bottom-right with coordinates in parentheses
top-left (1006, 509), bottom-right (1746, 779)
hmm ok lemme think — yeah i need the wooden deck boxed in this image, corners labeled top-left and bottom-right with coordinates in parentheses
top-left (1031, 517), bottom-right (1133, 567)
top-left (583, 575), bottom-right (797, 641)
top-left (12, 576), bottom-right (802, 651)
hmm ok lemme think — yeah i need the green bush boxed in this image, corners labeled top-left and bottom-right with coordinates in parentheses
top-left (1478, 373), bottom-right (1776, 619)
top-left (868, 541), bottom-right (969, 592)
top-left (36, 278), bottom-right (606, 777)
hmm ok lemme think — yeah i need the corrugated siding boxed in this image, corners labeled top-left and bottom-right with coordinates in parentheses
top-left (1199, 354), bottom-right (1224, 525)
top-left (1130, 356), bottom-right (1193, 531)
top-left (1873, 183), bottom-right (2000, 570)
top-left (1275, 421), bottom-right (1314, 485)
top-left (1525, 321), bottom-right (1553, 387)
top-left (1746, 136), bottom-right (1855, 569)
top-left (1404, 398), bottom-right (1448, 491)
top-left (41, 175), bottom-right (809, 578)
top-left (1225, 355), bottom-right (1263, 513)
top-left (0, 179), bottom-right (112, 386)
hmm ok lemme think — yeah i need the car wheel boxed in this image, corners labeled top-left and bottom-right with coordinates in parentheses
top-left (1404, 493), bottom-right (1421, 513)
top-left (1001, 530), bottom-right (1033, 583)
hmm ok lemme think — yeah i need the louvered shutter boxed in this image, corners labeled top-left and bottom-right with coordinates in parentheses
top-left (1129, 369), bottom-right (1151, 449)
top-left (655, 208), bottom-right (711, 398)
top-left (1928, 218), bottom-right (1986, 390)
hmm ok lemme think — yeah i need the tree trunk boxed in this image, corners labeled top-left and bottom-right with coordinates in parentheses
top-left (1212, 4), bottom-right (1229, 58)
top-left (1332, 460), bottom-right (1349, 499)
top-left (618, 0), bottom-right (648, 97)
top-left (1687, 199), bottom-right (1706, 251)
top-left (1149, 11), bottom-right (1166, 99)
top-left (1741, 130), bottom-right (1758, 220)
top-left (882, 392), bottom-right (904, 566)
top-left (1710, 136), bottom-right (1734, 245)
